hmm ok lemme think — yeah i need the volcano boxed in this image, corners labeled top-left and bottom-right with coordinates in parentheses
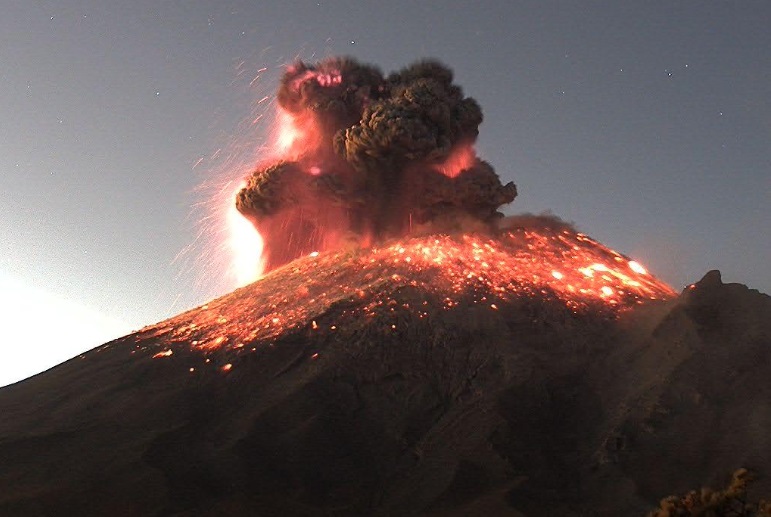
top-left (1, 221), bottom-right (770, 516)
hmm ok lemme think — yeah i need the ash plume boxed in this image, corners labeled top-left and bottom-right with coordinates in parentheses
top-left (498, 212), bottom-right (578, 233)
top-left (236, 57), bottom-right (517, 271)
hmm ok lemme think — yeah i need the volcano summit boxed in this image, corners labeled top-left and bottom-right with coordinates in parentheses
top-left (1, 229), bottom-right (769, 515)
top-left (1, 58), bottom-right (769, 516)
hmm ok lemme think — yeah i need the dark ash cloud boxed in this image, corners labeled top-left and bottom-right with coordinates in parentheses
top-left (236, 57), bottom-right (517, 271)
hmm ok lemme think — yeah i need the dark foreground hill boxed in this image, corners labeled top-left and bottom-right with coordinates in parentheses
top-left (0, 230), bottom-right (769, 516)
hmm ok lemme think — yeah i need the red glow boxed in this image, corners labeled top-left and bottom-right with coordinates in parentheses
top-left (272, 108), bottom-right (325, 160)
top-left (275, 110), bottom-right (304, 157)
top-left (219, 104), bottom-right (329, 287)
top-left (435, 144), bottom-right (476, 178)
top-left (289, 67), bottom-right (343, 91)
top-left (315, 71), bottom-right (342, 87)
top-left (144, 226), bottom-right (676, 367)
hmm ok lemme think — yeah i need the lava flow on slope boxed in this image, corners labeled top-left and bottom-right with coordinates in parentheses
top-left (141, 57), bottom-right (675, 378)
top-left (138, 219), bottom-right (675, 376)
top-left (3, 56), bottom-right (766, 517)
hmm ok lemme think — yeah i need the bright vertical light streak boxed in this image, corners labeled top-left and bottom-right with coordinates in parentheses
top-left (227, 184), bottom-right (264, 286)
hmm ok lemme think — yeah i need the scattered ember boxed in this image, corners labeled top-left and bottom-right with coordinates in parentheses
top-left (140, 224), bottom-right (675, 361)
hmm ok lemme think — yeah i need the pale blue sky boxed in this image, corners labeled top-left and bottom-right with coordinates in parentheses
top-left (1, 1), bottom-right (769, 384)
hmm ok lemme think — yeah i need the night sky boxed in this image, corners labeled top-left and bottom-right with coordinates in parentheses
top-left (2, 1), bottom-right (769, 386)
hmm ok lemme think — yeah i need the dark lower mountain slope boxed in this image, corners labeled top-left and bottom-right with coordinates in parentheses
top-left (0, 232), bottom-right (768, 516)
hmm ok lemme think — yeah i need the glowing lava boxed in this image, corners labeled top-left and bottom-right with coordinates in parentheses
top-left (146, 223), bottom-right (675, 371)
top-left (358, 229), bottom-right (676, 310)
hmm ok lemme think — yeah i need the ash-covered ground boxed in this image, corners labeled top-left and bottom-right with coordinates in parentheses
top-left (2, 57), bottom-right (768, 516)
top-left (0, 231), bottom-right (769, 516)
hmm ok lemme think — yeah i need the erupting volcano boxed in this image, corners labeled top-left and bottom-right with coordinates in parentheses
top-left (229, 57), bottom-right (671, 316)
top-left (226, 58), bottom-right (674, 314)
top-left (1, 57), bottom-right (769, 517)
top-left (234, 57), bottom-right (516, 274)
top-left (145, 219), bottom-right (675, 362)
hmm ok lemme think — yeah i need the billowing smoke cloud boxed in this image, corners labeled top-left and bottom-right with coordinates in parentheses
top-left (236, 57), bottom-right (517, 271)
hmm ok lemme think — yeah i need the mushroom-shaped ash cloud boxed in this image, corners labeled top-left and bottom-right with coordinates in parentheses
top-left (236, 57), bottom-right (517, 272)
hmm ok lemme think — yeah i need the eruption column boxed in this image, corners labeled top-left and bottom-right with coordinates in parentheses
top-left (235, 57), bottom-right (517, 272)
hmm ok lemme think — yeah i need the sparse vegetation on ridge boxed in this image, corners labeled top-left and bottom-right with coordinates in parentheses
top-left (648, 469), bottom-right (771, 517)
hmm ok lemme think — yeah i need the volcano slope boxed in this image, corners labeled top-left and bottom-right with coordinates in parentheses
top-left (0, 228), bottom-right (769, 516)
